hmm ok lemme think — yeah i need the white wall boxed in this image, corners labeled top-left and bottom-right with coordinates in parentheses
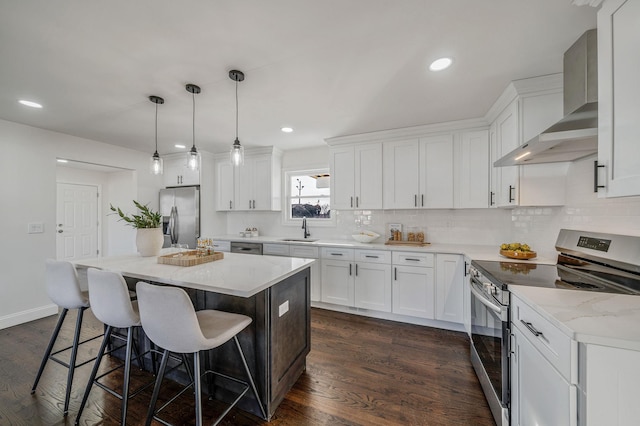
top-left (0, 119), bottom-right (163, 329)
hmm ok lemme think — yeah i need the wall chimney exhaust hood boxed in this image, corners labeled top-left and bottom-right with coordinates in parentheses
top-left (495, 29), bottom-right (598, 167)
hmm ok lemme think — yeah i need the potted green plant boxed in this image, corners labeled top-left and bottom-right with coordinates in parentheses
top-left (110, 200), bottom-right (163, 256)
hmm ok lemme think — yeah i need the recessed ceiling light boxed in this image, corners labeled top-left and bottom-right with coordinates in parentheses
top-left (429, 57), bottom-right (452, 72)
top-left (174, 144), bottom-right (186, 149)
top-left (281, 127), bottom-right (293, 133)
top-left (19, 99), bottom-right (43, 108)
top-left (57, 159), bottom-right (68, 163)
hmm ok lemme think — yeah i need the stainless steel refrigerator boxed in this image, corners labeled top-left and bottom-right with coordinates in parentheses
top-left (160, 186), bottom-right (200, 249)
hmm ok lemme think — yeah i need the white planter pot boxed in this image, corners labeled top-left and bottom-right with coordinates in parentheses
top-left (136, 227), bottom-right (163, 257)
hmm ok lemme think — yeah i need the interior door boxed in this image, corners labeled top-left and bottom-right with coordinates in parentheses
top-left (56, 183), bottom-right (99, 261)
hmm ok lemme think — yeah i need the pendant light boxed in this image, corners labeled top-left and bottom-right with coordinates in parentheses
top-left (149, 95), bottom-right (164, 175)
top-left (186, 84), bottom-right (201, 171)
top-left (229, 70), bottom-right (245, 166)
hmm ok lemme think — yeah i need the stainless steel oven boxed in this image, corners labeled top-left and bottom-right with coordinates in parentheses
top-left (469, 264), bottom-right (510, 426)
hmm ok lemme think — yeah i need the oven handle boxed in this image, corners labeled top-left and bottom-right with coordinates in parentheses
top-left (470, 281), bottom-right (508, 321)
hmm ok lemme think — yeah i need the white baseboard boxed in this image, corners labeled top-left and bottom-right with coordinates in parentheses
top-left (0, 304), bottom-right (58, 330)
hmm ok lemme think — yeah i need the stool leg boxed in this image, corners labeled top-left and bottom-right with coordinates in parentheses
top-left (193, 352), bottom-right (202, 426)
top-left (31, 308), bottom-right (68, 394)
top-left (120, 326), bottom-right (134, 424)
top-left (145, 348), bottom-right (169, 426)
top-left (64, 307), bottom-right (85, 415)
top-left (75, 326), bottom-right (112, 425)
top-left (234, 336), bottom-right (267, 420)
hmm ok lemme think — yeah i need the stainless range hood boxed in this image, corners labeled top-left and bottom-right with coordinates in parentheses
top-left (495, 29), bottom-right (598, 167)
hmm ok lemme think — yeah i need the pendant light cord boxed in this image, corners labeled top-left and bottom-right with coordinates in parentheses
top-left (235, 80), bottom-right (239, 140)
top-left (154, 102), bottom-right (159, 152)
top-left (192, 92), bottom-right (196, 149)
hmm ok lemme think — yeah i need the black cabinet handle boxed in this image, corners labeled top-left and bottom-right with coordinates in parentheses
top-left (365, 255), bottom-right (379, 259)
top-left (349, 263), bottom-right (352, 276)
top-left (490, 191), bottom-right (495, 206)
top-left (521, 320), bottom-right (544, 338)
top-left (330, 253), bottom-right (343, 256)
top-left (356, 196), bottom-right (359, 208)
top-left (594, 160), bottom-right (605, 192)
top-left (355, 264), bottom-right (358, 276)
top-left (229, 200), bottom-right (232, 210)
top-left (405, 258), bottom-right (420, 262)
top-left (508, 185), bottom-right (515, 203)
top-left (394, 267), bottom-right (397, 281)
top-left (421, 194), bottom-right (424, 207)
top-left (464, 261), bottom-right (469, 277)
top-left (414, 194), bottom-right (417, 207)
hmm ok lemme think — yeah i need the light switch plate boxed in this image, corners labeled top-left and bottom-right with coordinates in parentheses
top-left (28, 222), bottom-right (44, 234)
top-left (278, 300), bottom-right (289, 317)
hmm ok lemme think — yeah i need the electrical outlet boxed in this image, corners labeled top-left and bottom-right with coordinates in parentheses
top-left (28, 222), bottom-right (44, 234)
top-left (278, 300), bottom-right (289, 317)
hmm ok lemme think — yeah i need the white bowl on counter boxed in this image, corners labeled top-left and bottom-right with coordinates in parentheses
top-left (351, 232), bottom-right (380, 243)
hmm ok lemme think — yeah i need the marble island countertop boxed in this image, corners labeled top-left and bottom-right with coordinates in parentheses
top-left (509, 285), bottom-right (640, 352)
top-left (74, 249), bottom-right (315, 297)
top-left (211, 235), bottom-right (558, 265)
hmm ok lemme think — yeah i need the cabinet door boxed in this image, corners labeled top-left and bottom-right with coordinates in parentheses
top-left (330, 146), bottom-right (356, 210)
top-left (236, 159), bottom-right (254, 211)
top-left (180, 165), bottom-right (200, 186)
top-left (435, 254), bottom-right (464, 324)
top-left (354, 143), bottom-right (383, 209)
top-left (354, 263), bottom-right (391, 312)
top-left (391, 265), bottom-right (434, 319)
top-left (216, 161), bottom-right (235, 211)
top-left (321, 260), bottom-right (354, 306)
top-left (163, 158), bottom-right (182, 187)
top-left (598, 0), bottom-right (640, 197)
top-left (252, 155), bottom-right (274, 210)
top-left (456, 130), bottom-right (489, 208)
top-left (419, 135), bottom-right (454, 208)
top-left (495, 100), bottom-right (519, 207)
top-left (383, 139), bottom-right (420, 209)
top-left (511, 324), bottom-right (576, 426)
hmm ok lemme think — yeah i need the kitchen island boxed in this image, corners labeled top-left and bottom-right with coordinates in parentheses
top-left (75, 250), bottom-right (316, 420)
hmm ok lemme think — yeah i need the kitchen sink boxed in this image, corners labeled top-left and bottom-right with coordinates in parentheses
top-left (280, 238), bottom-right (319, 243)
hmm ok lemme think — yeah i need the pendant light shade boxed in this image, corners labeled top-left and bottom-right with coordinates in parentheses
top-left (186, 84), bottom-right (201, 171)
top-left (149, 95), bottom-right (164, 175)
top-left (229, 70), bottom-right (245, 166)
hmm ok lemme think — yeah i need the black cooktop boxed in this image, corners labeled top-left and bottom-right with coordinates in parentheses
top-left (472, 259), bottom-right (640, 295)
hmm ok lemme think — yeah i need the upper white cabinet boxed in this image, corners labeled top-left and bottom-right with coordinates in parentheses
top-left (215, 147), bottom-right (282, 211)
top-left (163, 154), bottom-right (200, 187)
top-left (597, 0), bottom-right (640, 197)
top-left (455, 130), bottom-right (490, 208)
top-left (383, 135), bottom-right (454, 209)
top-left (329, 143), bottom-right (383, 210)
top-left (488, 75), bottom-right (566, 207)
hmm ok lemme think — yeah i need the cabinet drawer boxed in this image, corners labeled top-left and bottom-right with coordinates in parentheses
top-left (212, 240), bottom-right (231, 252)
top-left (392, 251), bottom-right (434, 267)
top-left (263, 243), bottom-right (290, 256)
top-left (354, 249), bottom-right (390, 264)
top-left (511, 294), bottom-right (574, 382)
top-left (290, 245), bottom-right (319, 259)
top-left (321, 247), bottom-right (355, 261)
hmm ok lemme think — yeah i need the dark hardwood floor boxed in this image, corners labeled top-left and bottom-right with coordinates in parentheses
top-left (0, 308), bottom-right (494, 425)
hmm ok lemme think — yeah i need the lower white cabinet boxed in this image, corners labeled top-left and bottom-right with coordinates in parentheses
top-left (391, 252), bottom-right (435, 319)
top-left (510, 294), bottom-right (577, 426)
top-left (435, 254), bottom-right (464, 324)
top-left (320, 248), bottom-right (391, 311)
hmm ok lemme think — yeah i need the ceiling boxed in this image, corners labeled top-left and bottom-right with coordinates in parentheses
top-left (0, 1), bottom-right (596, 157)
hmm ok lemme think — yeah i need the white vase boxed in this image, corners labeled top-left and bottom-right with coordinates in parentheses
top-left (136, 227), bottom-right (164, 256)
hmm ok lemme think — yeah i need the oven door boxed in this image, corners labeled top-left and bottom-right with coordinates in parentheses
top-left (470, 278), bottom-right (509, 425)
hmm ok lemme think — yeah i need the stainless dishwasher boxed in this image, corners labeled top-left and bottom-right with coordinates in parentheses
top-left (230, 241), bottom-right (263, 255)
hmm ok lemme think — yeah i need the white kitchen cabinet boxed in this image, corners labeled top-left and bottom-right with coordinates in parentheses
top-left (290, 245), bottom-right (321, 303)
top-left (489, 76), bottom-right (567, 207)
top-left (263, 243), bottom-right (290, 256)
top-left (163, 154), bottom-right (200, 187)
top-left (383, 135), bottom-right (454, 209)
top-left (435, 254), bottom-right (464, 324)
top-left (455, 130), bottom-right (490, 208)
top-left (330, 143), bottom-right (383, 210)
top-left (391, 252), bottom-right (435, 319)
top-left (211, 240), bottom-right (230, 252)
top-left (321, 258), bottom-right (354, 306)
top-left (510, 294), bottom-right (577, 426)
top-left (215, 147), bottom-right (282, 211)
top-left (597, 0), bottom-right (640, 198)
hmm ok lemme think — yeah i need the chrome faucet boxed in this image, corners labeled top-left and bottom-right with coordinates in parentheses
top-left (302, 217), bottom-right (310, 239)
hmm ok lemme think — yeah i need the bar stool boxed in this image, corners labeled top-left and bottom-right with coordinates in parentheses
top-left (74, 268), bottom-right (149, 425)
top-left (136, 282), bottom-right (267, 426)
top-left (31, 259), bottom-right (103, 415)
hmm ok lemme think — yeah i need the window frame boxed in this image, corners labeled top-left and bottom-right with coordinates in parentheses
top-left (282, 167), bottom-right (336, 227)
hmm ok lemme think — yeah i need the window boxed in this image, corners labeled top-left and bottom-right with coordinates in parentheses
top-left (285, 169), bottom-right (331, 222)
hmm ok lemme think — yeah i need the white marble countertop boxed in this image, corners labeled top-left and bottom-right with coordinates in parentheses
top-left (509, 285), bottom-right (640, 352)
top-left (74, 249), bottom-right (315, 298)
top-left (211, 235), bottom-right (557, 265)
